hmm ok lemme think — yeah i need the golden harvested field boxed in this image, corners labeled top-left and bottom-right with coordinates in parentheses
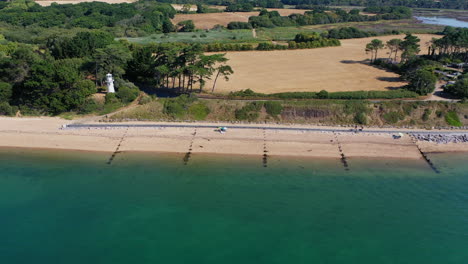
top-left (172, 9), bottom-right (309, 29)
top-left (205, 34), bottom-right (439, 94)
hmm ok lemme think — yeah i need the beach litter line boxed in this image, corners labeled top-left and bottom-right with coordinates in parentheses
top-left (183, 128), bottom-right (197, 165)
top-left (107, 127), bottom-right (128, 165)
top-left (409, 134), bottom-right (440, 174)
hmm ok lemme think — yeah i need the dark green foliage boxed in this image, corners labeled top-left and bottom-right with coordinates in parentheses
top-left (235, 102), bottom-right (264, 121)
top-left (241, 7), bottom-right (411, 29)
top-left (257, 42), bottom-right (288, 50)
top-left (264, 101), bottom-right (283, 116)
top-left (116, 86), bottom-right (139, 103)
top-left (48, 31), bottom-right (114, 59)
top-left (203, 43), bottom-right (254, 52)
top-left (406, 68), bottom-right (438, 95)
top-left (188, 102), bottom-right (210, 120)
top-left (177, 20), bottom-right (195, 32)
top-left (227, 22), bottom-right (252, 30)
top-left (126, 43), bottom-right (230, 93)
top-left (163, 95), bottom-right (196, 118)
top-left (105, 93), bottom-right (120, 105)
top-left (436, 110), bottom-right (443, 118)
top-left (287, 0), bottom-right (465, 10)
top-left (78, 98), bottom-right (99, 114)
top-left (326, 27), bottom-right (383, 39)
top-left (0, 0), bottom-right (176, 34)
top-left (445, 111), bottom-right (462, 127)
top-left (317, 90), bottom-right (329, 99)
top-left (225, 3), bottom-right (254, 12)
top-left (0, 101), bottom-right (17, 116)
top-left (0, 82), bottom-right (12, 102)
top-left (444, 77), bottom-right (468, 99)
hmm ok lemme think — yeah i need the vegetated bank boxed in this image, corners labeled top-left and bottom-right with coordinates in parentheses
top-left (108, 94), bottom-right (468, 128)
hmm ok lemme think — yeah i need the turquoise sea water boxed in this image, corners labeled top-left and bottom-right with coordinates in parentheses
top-left (1, 148), bottom-right (468, 264)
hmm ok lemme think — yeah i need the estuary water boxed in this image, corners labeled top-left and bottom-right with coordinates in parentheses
top-left (1, 148), bottom-right (468, 264)
top-left (415, 16), bottom-right (468, 28)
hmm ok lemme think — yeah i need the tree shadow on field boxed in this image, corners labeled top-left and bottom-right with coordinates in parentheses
top-left (377, 76), bottom-right (402, 83)
top-left (340, 60), bottom-right (367, 64)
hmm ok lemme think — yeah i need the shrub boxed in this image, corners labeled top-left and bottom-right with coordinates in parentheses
top-left (188, 102), bottom-right (210, 120)
top-left (445, 111), bottom-right (462, 127)
top-left (139, 94), bottom-right (153, 105)
top-left (422, 109), bottom-right (432, 121)
top-left (0, 102), bottom-right (16, 116)
top-left (344, 101), bottom-right (369, 115)
top-left (235, 102), bottom-right (264, 121)
top-left (163, 95), bottom-right (197, 119)
top-left (105, 93), bottom-right (120, 104)
top-left (354, 112), bottom-right (368, 125)
top-left (317, 90), bottom-right (329, 99)
top-left (116, 86), bottom-right (139, 103)
top-left (383, 111), bottom-right (404, 123)
top-left (264, 101), bottom-right (283, 116)
top-left (0, 82), bottom-right (12, 102)
top-left (436, 110), bottom-right (443, 118)
top-left (78, 98), bottom-right (99, 114)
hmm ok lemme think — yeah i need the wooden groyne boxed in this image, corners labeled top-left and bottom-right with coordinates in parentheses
top-left (107, 127), bottom-right (128, 165)
top-left (334, 132), bottom-right (349, 171)
top-left (183, 128), bottom-right (197, 165)
top-left (410, 134), bottom-right (440, 174)
top-left (262, 129), bottom-right (268, 168)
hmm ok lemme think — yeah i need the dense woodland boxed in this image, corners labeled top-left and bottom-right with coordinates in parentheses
top-left (0, 0), bottom-right (177, 37)
top-left (0, 35), bottom-right (232, 115)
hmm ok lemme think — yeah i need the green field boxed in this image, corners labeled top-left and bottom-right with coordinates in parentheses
top-left (122, 29), bottom-right (258, 44)
top-left (121, 18), bottom-right (445, 45)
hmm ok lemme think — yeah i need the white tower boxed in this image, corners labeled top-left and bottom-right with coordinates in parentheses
top-left (106, 73), bottom-right (115, 93)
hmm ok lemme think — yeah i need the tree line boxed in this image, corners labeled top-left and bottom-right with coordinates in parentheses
top-left (127, 43), bottom-right (232, 93)
top-left (234, 7), bottom-right (412, 29)
top-left (284, 0), bottom-right (467, 10)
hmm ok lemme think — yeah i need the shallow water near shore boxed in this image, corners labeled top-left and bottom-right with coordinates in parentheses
top-left (1, 148), bottom-right (468, 264)
top-left (415, 16), bottom-right (468, 28)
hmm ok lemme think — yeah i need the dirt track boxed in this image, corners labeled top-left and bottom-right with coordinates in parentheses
top-left (206, 34), bottom-right (439, 94)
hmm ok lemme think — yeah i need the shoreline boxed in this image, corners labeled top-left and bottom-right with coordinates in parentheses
top-left (1, 117), bottom-right (467, 159)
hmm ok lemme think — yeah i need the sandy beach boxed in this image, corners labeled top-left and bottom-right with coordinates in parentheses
top-left (1, 117), bottom-right (467, 160)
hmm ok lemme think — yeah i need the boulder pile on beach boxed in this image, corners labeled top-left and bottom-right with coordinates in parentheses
top-left (413, 133), bottom-right (468, 144)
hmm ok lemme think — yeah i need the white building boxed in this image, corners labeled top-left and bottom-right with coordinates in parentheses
top-left (106, 73), bottom-right (115, 93)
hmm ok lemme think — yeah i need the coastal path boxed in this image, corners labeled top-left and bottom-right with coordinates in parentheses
top-left (65, 123), bottom-right (468, 136)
